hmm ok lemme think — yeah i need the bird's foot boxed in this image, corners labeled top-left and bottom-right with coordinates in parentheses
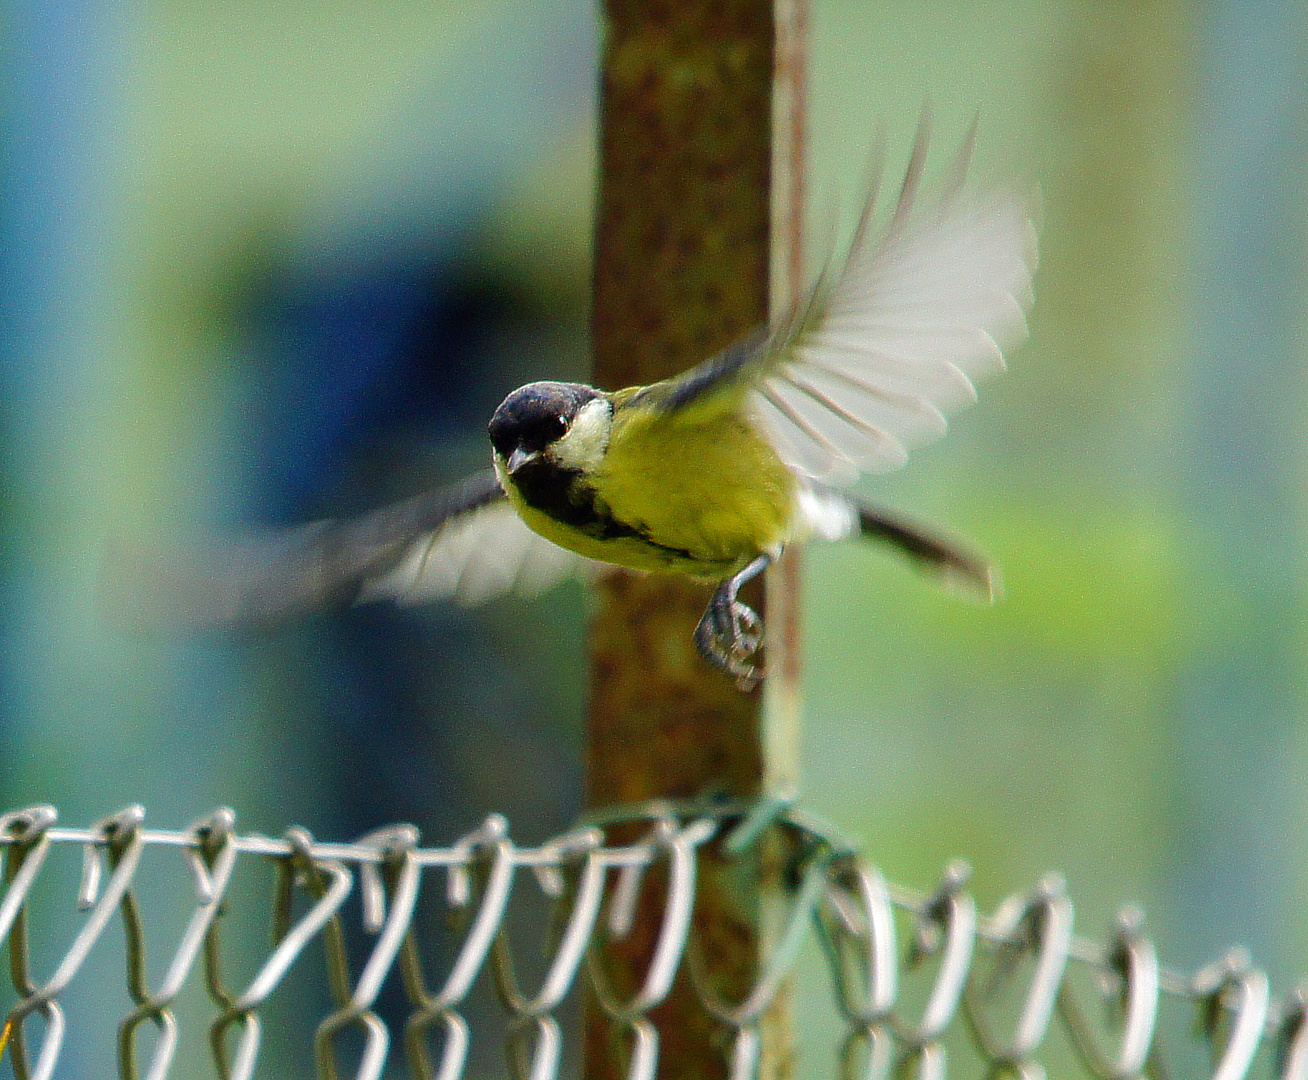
top-left (694, 555), bottom-right (772, 691)
top-left (694, 598), bottom-right (764, 690)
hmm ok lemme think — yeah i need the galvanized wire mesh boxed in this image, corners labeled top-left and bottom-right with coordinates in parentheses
top-left (0, 799), bottom-right (1304, 1080)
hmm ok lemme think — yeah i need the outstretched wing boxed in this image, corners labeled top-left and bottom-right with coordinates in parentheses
top-left (109, 469), bottom-right (595, 626)
top-left (360, 497), bottom-right (602, 607)
top-left (634, 117), bottom-right (1037, 484)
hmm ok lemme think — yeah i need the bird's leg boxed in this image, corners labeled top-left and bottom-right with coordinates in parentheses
top-left (694, 553), bottom-right (772, 690)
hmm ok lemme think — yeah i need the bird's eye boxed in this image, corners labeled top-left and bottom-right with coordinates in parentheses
top-left (554, 415), bottom-right (569, 437)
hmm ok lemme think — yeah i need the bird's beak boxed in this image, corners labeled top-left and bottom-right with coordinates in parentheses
top-left (507, 446), bottom-right (539, 474)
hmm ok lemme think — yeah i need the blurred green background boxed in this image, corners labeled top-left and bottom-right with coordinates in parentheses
top-left (2, 0), bottom-right (1306, 1076)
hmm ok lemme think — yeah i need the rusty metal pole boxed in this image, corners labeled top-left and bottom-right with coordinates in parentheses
top-left (586, 0), bottom-right (806, 1077)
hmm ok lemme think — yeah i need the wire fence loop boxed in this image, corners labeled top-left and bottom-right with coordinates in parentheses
top-left (820, 859), bottom-right (898, 1026)
top-left (892, 860), bottom-right (977, 1049)
top-left (316, 827), bottom-right (421, 1080)
top-left (210, 829), bottom-right (352, 1080)
top-left (1194, 949), bottom-right (1271, 1080)
top-left (119, 809), bottom-right (240, 1080)
top-left (964, 873), bottom-right (1074, 1072)
top-left (1057, 907), bottom-right (1159, 1080)
top-left (1276, 990), bottom-right (1308, 1080)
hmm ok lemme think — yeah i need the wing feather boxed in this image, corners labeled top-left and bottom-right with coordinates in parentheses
top-left (645, 116), bottom-right (1036, 484)
top-left (107, 469), bottom-right (595, 626)
top-left (362, 500), bottom-right (599, 607)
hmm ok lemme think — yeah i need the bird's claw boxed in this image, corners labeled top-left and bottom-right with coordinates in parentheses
top-left (695, 595), bottom-right (764, 691)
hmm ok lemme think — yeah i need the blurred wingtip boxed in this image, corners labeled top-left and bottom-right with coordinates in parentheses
top-left (96, 530), bottom-right (248, 634)
top-left (95, 523), bottom-right (359, 634)
top-left (95, 530), bottom-right (190, 634)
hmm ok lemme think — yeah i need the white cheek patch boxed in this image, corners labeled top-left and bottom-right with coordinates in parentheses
top-left (549, 397), bottom-right (612, 472)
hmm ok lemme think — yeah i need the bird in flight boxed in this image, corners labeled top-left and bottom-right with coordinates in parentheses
top-left (150, 119), bottom-right (1036, 690)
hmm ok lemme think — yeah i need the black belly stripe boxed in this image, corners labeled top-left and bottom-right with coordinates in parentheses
top-left (511, 459), bottom-right (697, 561)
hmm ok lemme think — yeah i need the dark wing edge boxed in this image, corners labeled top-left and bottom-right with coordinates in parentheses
top-left (629, 326), bottom-right (772, 416)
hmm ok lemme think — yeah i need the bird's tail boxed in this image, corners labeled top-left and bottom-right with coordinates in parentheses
top-left (854, 501), bottom-right (998, 601)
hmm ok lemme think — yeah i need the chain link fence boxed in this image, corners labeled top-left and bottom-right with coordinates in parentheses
top-left (0, 799), bottom-right (1303, 1080)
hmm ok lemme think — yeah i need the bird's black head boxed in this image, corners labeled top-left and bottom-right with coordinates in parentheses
top-left (488, 381), bottom-right (601, 463)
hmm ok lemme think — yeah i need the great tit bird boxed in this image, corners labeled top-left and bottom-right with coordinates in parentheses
top-left (148, 120), bottom-right (1035, 687)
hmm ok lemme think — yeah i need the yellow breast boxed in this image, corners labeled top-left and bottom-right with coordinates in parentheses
top-left (587, 409), bottom-right (797, 575)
